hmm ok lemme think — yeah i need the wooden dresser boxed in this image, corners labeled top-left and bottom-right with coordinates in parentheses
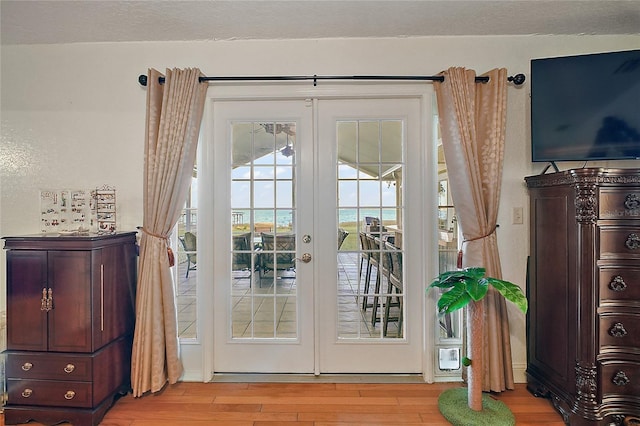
top-left (3, 232), bottom-right (137, 425)
top-left (525, 168), bottom-right (640, 425)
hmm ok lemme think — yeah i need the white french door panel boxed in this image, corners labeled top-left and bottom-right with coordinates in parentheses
top-left (199, 90), bottom-right (434, 377)
top-left (211, 99), bottom-right (315, 373)
top-left (316, 98), bottom-right (425, 373)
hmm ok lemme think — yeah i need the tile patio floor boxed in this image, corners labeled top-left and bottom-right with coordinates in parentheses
top-left (175, 252), bottom-right (401, 340)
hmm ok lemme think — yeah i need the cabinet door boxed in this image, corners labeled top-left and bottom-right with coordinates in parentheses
top-left (92, 243), bottom-right (137, 349)
top-left (6, 251), bottom-right (48, 351)
top-left (528, 188), bottom-right (578, 392)
top-left (48, 250), bottom-right (92, 352)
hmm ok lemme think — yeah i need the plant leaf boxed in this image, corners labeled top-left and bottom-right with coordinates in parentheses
top-left (438, 286), bottom-right (472, 313)
top-left (429, 271), bottom-right (463, 288)
top-left (428, 271), bottom-right (464, 291)
top-left (463, 267), bottom-right (486, 281)
top-left (466, 277), bottom-right (489, 301)
top-left (427, 279), bottom-right (456, 290)
top-left (487, 278), bottom-right (528, 314)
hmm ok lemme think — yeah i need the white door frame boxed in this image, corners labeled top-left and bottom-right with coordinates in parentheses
top-left (181, 83), bottom-right (439, 382)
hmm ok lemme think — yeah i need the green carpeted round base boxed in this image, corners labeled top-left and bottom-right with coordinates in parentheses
top-left (438, 388), bottom-right (516, 426)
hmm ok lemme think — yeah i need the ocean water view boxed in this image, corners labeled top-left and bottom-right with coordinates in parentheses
top-left (232, 208), bottom-right (398, 227)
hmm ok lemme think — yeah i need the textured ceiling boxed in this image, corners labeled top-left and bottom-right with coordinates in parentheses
top-left (1, 0), bottom-right (639, 46)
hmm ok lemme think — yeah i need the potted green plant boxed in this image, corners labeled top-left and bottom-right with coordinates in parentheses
top-left (427, 267), bottom-right (528, 424)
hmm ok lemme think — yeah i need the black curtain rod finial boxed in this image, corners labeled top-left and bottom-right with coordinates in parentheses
top-left (138, 74), bottom-right (148, 86)
top-left (508, 73), bottom-right (526, 86)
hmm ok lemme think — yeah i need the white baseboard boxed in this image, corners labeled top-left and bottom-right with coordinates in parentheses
top-left (513, 362), bottom-right (527, 383)
top-left (180, 368), bottom-right (206, 382)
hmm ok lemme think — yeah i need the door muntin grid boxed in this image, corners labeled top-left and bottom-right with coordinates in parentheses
top-left (230, 121), bottom-right (298, 339)
top-left (336, 119), bottom-right (404, 340)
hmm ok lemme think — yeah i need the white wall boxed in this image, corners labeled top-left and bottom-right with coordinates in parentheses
top-left (2, 35), bottom-right (640, 380)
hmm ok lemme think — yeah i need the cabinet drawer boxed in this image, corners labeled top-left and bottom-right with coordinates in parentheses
top-left (599, 227), bottom-right (640, 259)
top-left (600, 361), bottom-right (640, 398)
top-left (7, 379), bottom-right (92, 408)
top-left (599, 266), bottom-right (640, 302)
top-left (6, 352), bottom-right (92, 381)
top-left (599, 314), bottom-right (640, 348)
top-left (599, 188), bottom-right (640, 220)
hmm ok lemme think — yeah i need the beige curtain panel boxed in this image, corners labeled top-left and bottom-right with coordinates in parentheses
top-left (434, 67), bottom-right (514, 392)
top-left (131, 68), bottom-right (207, 397)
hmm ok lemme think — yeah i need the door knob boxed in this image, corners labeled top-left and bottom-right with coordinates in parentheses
top-left (299, 253), bottom-right (312, 263)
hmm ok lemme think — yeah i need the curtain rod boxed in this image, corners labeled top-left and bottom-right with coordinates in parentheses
top-left (137, 73), bottom-right (526, 87)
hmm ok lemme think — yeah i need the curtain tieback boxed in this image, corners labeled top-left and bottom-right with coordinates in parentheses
top-left (139, 227), bottom-right (175, 267)
top-left (457, 226), bottom-right (498, 269)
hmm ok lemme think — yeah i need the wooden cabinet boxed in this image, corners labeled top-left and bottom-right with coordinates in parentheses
top-left (525, 168), bottom-right (640, 425)
top-left (3, 232), bottom-right (137, 425)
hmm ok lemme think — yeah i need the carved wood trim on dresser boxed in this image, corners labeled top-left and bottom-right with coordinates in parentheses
top-left (526, 168), bottom-right (640, 425)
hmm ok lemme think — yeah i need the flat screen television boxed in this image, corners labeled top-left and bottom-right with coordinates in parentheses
top-left (531, 49), bottom-right (640, 162)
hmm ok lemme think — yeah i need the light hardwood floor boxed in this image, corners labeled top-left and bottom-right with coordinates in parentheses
top-left (2, 382), bottom-right (564, 425)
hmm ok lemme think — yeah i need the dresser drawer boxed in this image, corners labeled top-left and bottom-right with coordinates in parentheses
top-left (599, 227), bottom-right (640, 259)
top-left (599, 188), bottom-right (640, 220)
top-left (599, 266), bottom-right (640, 302)
top-left (599, 314), bottom-right (640, 348)
top-left (600, 361), bottom-right (640, 398)
top-left (7, 379), bottom-right (92, 408)
top-left (6, 352), bottom-right (92, 381)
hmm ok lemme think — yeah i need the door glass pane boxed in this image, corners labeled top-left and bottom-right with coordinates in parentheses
top-left (230, 121), bottom-right (298, 339)
top-left (436, 176), bottom-right (461, 340)
top-left (176, 171), bottom-right (198, 339)
top-left (381, 120), bottom-right (402, 163)
top-left (337, 119), bottom-right (404, 339)
top-left (435, 113), bottom-right (463, 377)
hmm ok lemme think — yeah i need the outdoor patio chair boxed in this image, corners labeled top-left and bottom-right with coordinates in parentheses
top-left (383, 241), bottom-right (403, 337)
top-left (338, 228), bottom-right (349, 249)
top-left (361, 233), bottom-right (381, 314)
top-left (180, 231), bottom-right (197, 278)
top-left (232, 232), bottom-right (253, 277)
top-left (258, 232), bottom-right (296, 280)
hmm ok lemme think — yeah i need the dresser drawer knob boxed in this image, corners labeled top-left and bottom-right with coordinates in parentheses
top-left (609, 275), bottom-right (627, 292)
top-left (64, 364), bottom-right (75, 373)
top-left (624, 194), bottom-right (640, 210)
top-left (64, 390), bottom-right (76, 400)
top-left (609, 322), bottom-right (628, 337)
top-left (625, 233), bottom-right (640, 250)
top-left (21, 388), bottom-right (33, 398)
top-left (21, 362), bottom-right (33, 371)
top-left (612, 371), bottom-right (630, 386)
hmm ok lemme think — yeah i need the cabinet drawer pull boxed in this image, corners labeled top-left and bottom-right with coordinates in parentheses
top-left (21, 362), bottom-right (33, 371)
top-left (625, 233), bottom-right (640, 250)
top-left (21, 388), bottom-right (33, 398)
top-left (40, 288), bottom-right (48, 311)
top-left (624, 194), bottom-right (640, 210)
top-left (612, 371), bottom-right (630, 386)
top-left (64, 363), bottom-right (75, 373)
top-left (46, 288), bottom-right (53, 311)
top-left (609, 275), bottom-right (627, 292)
top-left (64, 390), bottom-right (76, 400)
top-left (40, 288), bottom-right (53, 311)
top-left (609, 322), bottom-right (628, 337)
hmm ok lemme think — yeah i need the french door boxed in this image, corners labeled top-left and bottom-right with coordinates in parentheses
top-left (316, 98), bottom-right (423, 373)
top-left (211, 95), bottom-right (425, 375)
